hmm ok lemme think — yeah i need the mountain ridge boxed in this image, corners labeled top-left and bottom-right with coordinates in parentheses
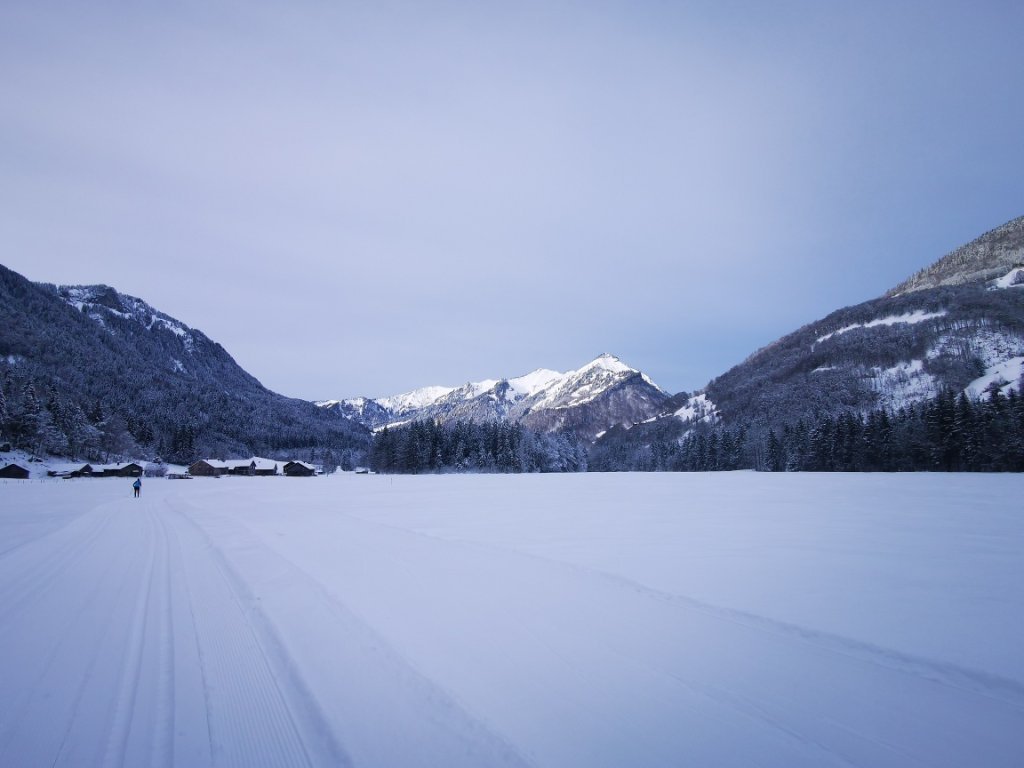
top-left (887, 215), bottom-right (1024, 297)
top-left (319, 353), bottom-right (670, 441)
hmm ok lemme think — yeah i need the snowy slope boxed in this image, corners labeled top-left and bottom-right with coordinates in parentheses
top-left (674, 214), bottom-right (1024, 432)
top-left (57, 284), bottom-right (199, 355)
top-left (1, 473), bottom-right (1022, 767)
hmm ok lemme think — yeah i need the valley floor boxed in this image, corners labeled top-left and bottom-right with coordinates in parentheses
top-left (0, 472), bottom-right (1022, 767)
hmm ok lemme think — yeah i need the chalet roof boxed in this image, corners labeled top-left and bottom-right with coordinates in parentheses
top-left (48, 462), bottom-right (93, 473)
top-left (93, 462), bottom-right (143, 472)
top-left (228, 457), bottom-right (280, 471)
top-left (191, 459), bottom-right (231, 469)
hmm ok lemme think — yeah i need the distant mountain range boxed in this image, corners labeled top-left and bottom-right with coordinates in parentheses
top-left (2, 213), bottom-right (1022, 470)
top-left (317, 353), bottom-right (670, 442)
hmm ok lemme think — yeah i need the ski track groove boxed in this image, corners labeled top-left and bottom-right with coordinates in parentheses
top-left (340, 509), bottom-right (1024, 709)
top-left (0, 496), bottom-right (96, 558)
top-left (166, 497), bottom-right (320, 768)
top-left (44, 542), bottom-right (145, 767)
top-left (0, 504), bottom-right (117, 628)
top-left (170, 494), bottom-right (532, 768)
top-left (102, 509), bottom-right (158, 768)
top-left (150, 509), bottom-right (177, 768)
top-left (0, 511), bottom-right (137, 764)
top-left (168, 507), bottom-right (217, 767)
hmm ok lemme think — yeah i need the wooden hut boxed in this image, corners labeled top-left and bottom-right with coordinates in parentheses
top-left (227, 460), bottom-right (257, 476)
top-left (47, 463), bottom-right (93, 479)
top-left (188, 459), bottom-right (230, 477)
top-left (0, 463), bottom-right (30, 479)
top-left (283, 461), bottom-right (316, 477)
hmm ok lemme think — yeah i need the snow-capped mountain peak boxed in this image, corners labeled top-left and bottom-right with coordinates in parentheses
top-left (321, 354), bottom-right (670, 440)
top-left (378, 386), bottom-right (458, 414)
top-left (507, 368), bottom-right (564, 398)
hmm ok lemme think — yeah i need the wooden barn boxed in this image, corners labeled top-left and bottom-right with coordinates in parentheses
top-left (96, 463), bottom-right (143, 478)
top-left (283, 461), bottom-right (316, 477)
top-left (188, 460), bottom-right (230, 477)
top-left (0, 463), bottom-right (30, 479)
top-left (47, 463), bottom-right (94, 479)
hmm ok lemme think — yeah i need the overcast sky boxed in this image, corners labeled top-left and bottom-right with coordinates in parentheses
top-left (2, 1), bottom-right (1022, 400)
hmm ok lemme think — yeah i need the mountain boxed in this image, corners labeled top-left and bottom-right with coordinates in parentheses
top-left (591, 214), bottom-right (1024, 464)
top-left (706, 215), bottom-right (1024, 425)
top-left (888, 215), bottom-right (1024, 295)
top-left (320, 353), bottom-right (670, 442)
top-left (0, 265), bottom-right (369, 465)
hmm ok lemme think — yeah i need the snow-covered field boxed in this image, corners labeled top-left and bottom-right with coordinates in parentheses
top-left (1, 472), bottom-right (1022, 767)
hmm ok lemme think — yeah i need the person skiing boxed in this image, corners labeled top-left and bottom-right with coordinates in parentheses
top-left (132, 477), bottom-right (142, 498)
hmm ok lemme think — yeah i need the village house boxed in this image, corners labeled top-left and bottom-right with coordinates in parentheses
top-left (188, 459), bottom-right (230, 477)
top-left (94, 463), bottom-right (144, 478)
top-left (226, 458), bottom-right (280, 477)
top-left (283, 461), bottom-right (317, 477)
top-left (0, 463), bottom-right (30, 479)
top-left (47, 463), bottom-right (94, 479)
top-left (190, 458), bottom-right (282, 477)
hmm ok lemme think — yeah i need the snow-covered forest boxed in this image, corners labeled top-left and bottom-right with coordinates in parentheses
top-left (369, 419), bottom-right (588, 473)
top-left (592, 386), bottom-right (1024, 472)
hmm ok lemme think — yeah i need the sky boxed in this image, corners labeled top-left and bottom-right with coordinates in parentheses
top-left (1, 1), bottom-right (1022, 400)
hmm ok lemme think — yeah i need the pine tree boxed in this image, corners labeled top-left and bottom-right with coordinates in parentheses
top-left (0, 380), bottom-right (7, 441)
top-left (765, 429), bottom-right (783, 472)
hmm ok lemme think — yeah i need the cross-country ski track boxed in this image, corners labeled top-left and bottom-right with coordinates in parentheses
top-left (1, 473), bottom-right (1022, 767)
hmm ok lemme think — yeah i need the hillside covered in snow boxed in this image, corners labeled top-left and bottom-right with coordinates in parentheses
top-left (590, 214), bottom-right (1024, 469)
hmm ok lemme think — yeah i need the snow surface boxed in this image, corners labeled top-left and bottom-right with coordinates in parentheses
top-left (674, 392), bottom-right (718, 423)
top-left (816, 310), bottom-right (947, 343)
top-left (868, 359), bottom-right (939, 411)
top-left (376, 385), bottom-right (458, 413)
top-left (507, 369), bottom-right (563, 398)
top-left (1, 473), bottom-right (1022, 767)
top-left (994, 267), bottom-right (1024, 289)
top-left (577, 352), bottom-right (634, 375)
top-left (965, 356), bottom-right (1024, 399)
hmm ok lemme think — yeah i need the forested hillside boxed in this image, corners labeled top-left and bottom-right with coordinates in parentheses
top-left (0, 264), bottom-right (369, 466)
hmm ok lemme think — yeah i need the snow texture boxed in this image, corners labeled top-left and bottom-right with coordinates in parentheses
top-left (674, 392), bottom-right (719, 424)
top-left (867, 359), bottom-right (939, 411)
top-left (1, 473), bottom-right (1022, 767)
top-left (816, 310), bottom-right (947, 343)
top-left (993, 267), bottom-right (1024, 289)
top-left (965, 357), bottom-right (1024, 398)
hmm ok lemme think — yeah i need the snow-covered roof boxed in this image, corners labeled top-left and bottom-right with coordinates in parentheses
top-left (228, 457), bottom-right (280, 471)
top-left (192, 459), bottom-right (231, 469)
top-left (92, 462), bottom-right (142, 472)
top-left (47, 462), bottom-right (94, 473)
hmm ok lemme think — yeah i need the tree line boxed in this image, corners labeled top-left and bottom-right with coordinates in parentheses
top-left (369, 419), bottom-right (588, 474)
top-left (592, 385), bottom-right (1024, 473)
